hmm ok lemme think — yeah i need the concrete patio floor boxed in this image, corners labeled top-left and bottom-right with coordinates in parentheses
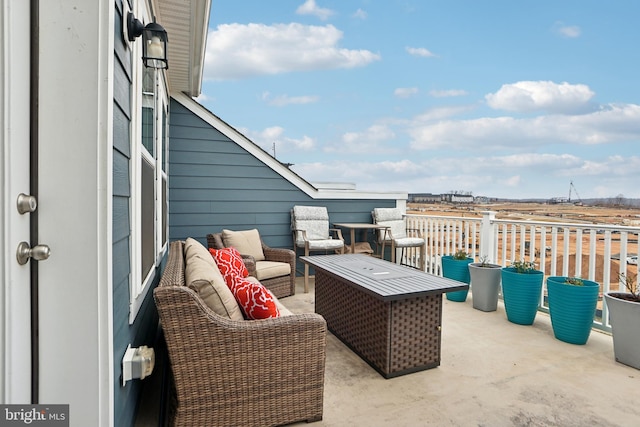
top-left (285, 277), bottom-right (639, 427)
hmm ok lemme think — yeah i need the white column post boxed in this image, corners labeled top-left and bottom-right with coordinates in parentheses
top-left (480, 211), bottom-right (497, 263)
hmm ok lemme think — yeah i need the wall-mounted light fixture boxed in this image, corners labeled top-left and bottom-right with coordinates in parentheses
top-left (127, 12), bottom-right (169, 70)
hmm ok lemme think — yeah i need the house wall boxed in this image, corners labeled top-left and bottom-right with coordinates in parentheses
top-left (168, 99), bottom-right (397, 251)
top-left (112, 1), bottom-right (161, 425)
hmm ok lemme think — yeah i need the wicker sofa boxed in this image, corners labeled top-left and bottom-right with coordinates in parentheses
top-left (207, 230), bottom-right (296, 299)
top-left (154, 239), bottom-right (327, 427)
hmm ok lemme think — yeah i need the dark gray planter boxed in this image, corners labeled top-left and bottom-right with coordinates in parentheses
top-left (604, 293), bottom-right (640, 370)
top-left (468, 263), bottom-right (501, 312)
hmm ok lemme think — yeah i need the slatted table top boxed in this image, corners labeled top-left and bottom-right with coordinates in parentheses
top-left (332, 222), bottom-right (390, 230)
top-left (301, 254), bottom-right (468, 301)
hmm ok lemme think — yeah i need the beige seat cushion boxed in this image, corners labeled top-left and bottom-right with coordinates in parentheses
top-left (184, 238), bottom-right (244, 321)
top-left (222, 229), bottom-right (265, 261)
top-left (255, 261), bottom-right (291, 281)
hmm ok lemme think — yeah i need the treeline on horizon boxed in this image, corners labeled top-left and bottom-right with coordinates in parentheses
top-left (484, 196), bottom-right (640, 208)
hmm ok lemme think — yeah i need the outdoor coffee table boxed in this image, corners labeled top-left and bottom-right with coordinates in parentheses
top-left (301, 254), bottom-right (468, 378)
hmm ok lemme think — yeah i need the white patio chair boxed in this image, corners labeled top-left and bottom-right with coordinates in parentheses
top-left (291, 205), bottom-right (345, 292)
top-left (372, 207), bottom-right (425, 270)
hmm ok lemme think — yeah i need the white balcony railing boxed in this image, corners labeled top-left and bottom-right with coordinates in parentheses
top-left (401, 211), bottom-right (640, 331)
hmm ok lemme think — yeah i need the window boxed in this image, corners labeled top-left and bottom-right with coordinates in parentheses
top-left (129, 20), bottom-right (169, 323)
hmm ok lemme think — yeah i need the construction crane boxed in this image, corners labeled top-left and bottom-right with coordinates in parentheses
top-left (568, 181), bottom-right (582, 205)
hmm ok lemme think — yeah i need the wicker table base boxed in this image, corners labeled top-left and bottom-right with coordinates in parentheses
top-left (315, 270), bottom-right (442, 378)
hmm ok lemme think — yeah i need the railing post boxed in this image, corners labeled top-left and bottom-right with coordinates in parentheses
top-left (480, 211), bottom-right (497, 263)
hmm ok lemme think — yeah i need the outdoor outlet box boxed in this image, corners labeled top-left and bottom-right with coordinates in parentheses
top-left (122, 345), bottom-right (155, 385)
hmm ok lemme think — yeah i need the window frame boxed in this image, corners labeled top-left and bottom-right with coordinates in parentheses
top-left (128, 3), bottom-right (169, 323)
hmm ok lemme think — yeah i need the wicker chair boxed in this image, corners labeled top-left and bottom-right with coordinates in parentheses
top-left (291, 205), bottom-right (345, 292)
top-left (207, 230), bottom-right (296, 298)
top-left (372, 207), bottom-right (426, 270)
top-left (154, 241), bottom-right (326, 427)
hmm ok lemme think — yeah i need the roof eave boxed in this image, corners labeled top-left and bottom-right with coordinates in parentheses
top-left (156, 0), bottom-right (211, 97)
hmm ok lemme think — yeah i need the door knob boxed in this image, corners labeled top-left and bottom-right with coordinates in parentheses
top-left (16, 241), bottom-right (51, 265)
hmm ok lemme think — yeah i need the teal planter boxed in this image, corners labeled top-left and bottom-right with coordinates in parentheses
top-left (442, 255), bottom-right (473, 302)
top-left (501, 267), bottom-right (543, 325)
top-left (547, 277), bottom-right (599, 345)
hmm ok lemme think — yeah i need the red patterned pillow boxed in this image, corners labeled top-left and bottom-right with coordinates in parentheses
top-left (229, 275), bottom-right (280, 319)
top-left (209, 247), bottom-right (249, 287)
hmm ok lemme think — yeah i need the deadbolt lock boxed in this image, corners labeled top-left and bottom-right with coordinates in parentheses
top-left (17, 193), bottom-right (37, 214)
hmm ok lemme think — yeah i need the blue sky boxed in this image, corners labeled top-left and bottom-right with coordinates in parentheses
top-left (197, 0), bottom-right (640, 199)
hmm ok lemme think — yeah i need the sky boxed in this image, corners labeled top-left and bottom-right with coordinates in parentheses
top-left (197, 0), bottom-right (640, 200)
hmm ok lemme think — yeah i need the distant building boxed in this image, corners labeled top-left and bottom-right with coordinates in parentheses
top-left (408, 193), bottom-right (442, 203)
top-left (549, 197), bottom-right (570, 204)
top-left (442, 192), bottom-right (474, 204)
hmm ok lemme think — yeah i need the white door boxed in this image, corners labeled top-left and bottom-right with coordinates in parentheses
top-left (1, 0), bottom-right (36, 403)
top-left (2, 4), bottom-right (112, 422)
top-left (35, 2), bottom-right (112, 424)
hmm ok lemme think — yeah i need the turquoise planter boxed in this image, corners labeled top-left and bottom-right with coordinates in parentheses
top-left (547, 277), bottom-right (599, 345)
top-left (442, 255), bottom-right (473, 302)
top-left (501, 267), bottom-right (543, 325)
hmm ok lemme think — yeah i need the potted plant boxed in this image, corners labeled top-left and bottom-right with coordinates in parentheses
top-left (546, 276), bottom-right (599, 345)
top-left (441, 249), bottom-right (473, 302)
top-left (501, 259), bottom-right (544, 325)
top-left (604, 273), bottom-right (640, 369)
top-left (468, 255), bottom-right (502, 312)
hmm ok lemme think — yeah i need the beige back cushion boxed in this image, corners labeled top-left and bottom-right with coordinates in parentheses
top-left (184, 237), bottom-right (216, 268)
top-left (183, 238), bottom-right (244, 321)
top-left (222, 229), bottom-right (265, 261)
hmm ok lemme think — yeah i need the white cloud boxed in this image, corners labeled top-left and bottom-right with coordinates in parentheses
top-left (553, 22), bottom-right (581, 38)
top-left (262, 92), bottom-right (319, 107)
top-left (204, 23), bottom-right (380, 80)
top-left (239, 126), bottom-right (315, 154)
top-left (485, 81), bottom-right (595, 114)
top-left (296, 0), bottom-right (335, 21)
top-left (353, 8), bottom-right (367, 19)
top-left (394, 87), bottom-right (419, 98)
top-left (406, 46), bottom-right (436, 58)
top-left (290, 152), bottom-right (640, 197)
top-left (291, 159), bottom-right (424, 190)
top-left (194, 92), bottom-right (211, 103)
top-left (412, 105), bottom-right (477, 122)
top-left (408, 103), bottom-right (640, 150)
top-left (505, 175), bottom-right (521, 187)
top-left (322, 124), bottom-right (396, 154)
top-left (429, 89), bottom-right (468, 98)
top-left (342, 124), bottom-right (395, 144)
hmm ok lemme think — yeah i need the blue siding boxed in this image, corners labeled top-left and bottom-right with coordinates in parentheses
top-left (112, 1), bottom-right (161, 425)
top-left (168, 99), bottom-right (396, 252)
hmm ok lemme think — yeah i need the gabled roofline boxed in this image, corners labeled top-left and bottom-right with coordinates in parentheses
top-left (171, 93), bottom-right (408, 201)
